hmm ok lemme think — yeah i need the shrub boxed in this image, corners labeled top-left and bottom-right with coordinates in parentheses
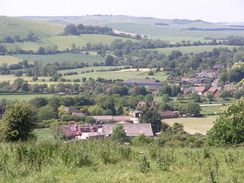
top-left (131, 134), bottom-right (154, 145)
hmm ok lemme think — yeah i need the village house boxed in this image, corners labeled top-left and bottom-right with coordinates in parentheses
top-left (182, 87), bottom-right (207, 96)
top-left (212, 64), bottom-right (225, 71)
top-left (123, 79), bottom-right (163, 88)
top-left (196, 70), bottom-right (218, 78)
top-left (180, 77), bottom-right (211, 85)
top-left (203, 87), bottom-right (221, 99)
top-left (137, 101), bottom-right (158, 108)
top-left (129, 110), bottom-right (142, 118)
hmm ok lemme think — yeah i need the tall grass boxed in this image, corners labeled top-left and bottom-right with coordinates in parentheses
top-left (0, 140), bottom-right (243, 183)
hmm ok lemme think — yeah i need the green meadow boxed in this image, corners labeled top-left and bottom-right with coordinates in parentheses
top-left (151, 45), bottom-right (240, 55)
top-left (0, 94), bottom-right (54, 101)
top-left (14, 53), bottom-right (105, 64)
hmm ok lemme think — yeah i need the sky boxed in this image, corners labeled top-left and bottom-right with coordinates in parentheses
top-left (2, 0), bottom-right (244, 22)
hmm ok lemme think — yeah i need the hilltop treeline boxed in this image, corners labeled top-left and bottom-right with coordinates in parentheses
top-left (63, 24), bottom-right (142, 39)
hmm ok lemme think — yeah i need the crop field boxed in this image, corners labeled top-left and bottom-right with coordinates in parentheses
top-left (0, 75), bottom-right (50, 83)
top-left (163, 115), bottom-right (217, 135)
top-left (13, 53), bottom-right (105, 64)
top-left (0, 94), bottom-right (54, 101)
top-left (0, 55), bottom-right (23, 65)
top-left (60, 68), bottom-right (169, 81)
top-left (151, 45), bottom-right (240, 55)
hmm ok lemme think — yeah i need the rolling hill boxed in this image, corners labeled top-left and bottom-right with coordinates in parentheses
top-left (25, 15), bottom-right (244, 41)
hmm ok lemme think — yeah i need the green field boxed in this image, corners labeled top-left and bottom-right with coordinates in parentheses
top-left (0, 94), bottom-right (54, 101)
top-left (151, 45), bottom-right (240, 55)
top-left (163, 115), bottom-right (217, 134)
top-left (59, 67), bottom-right (169, 81)
top-left (13, 53), bottom-right (105, 64)
top-left (0, 55), bottom-right (23, 65)
top-left (43, 34), bottom-right (137, 51)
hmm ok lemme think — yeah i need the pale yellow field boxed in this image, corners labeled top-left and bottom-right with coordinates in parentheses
top-left (0, 55), bottom-right (22, 65)
top-left (0, 75), bottom-right (50, 83)
top-left (163, 115), bottom-right (217, 135)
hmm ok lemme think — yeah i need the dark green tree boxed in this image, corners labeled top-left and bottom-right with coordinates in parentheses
top-left (0, 102), bottom-right (36, 142)
top-left (139, 107), bottom-right (162, 134)
top-left (37, 105), bottom-right (56, 121)
top-left (110, 124), bottom-right (129, 143)
top-left (191, 92), bottom-right (201, 102)
top-left (105, 55), bottom-right (114, 66)
top-left (184, 102), bottom-right (201, 116)
top-left (64, 24), bottom-right (78, 35)
top-left (116, 105), bottom-right (124, 115)
top-left (206, 98), bottom-right (244, 146)
top-left (162, 94), bottom-right (171, 103)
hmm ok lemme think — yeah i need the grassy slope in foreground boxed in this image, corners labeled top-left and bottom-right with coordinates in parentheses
top-left (1, 137), bottom-right (243, 183)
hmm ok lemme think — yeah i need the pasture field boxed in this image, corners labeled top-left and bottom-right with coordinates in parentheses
top-left (0, 94), bottom-right (54, 101)
top-left (0, 55), bottom-right (23, 65)
top-left (151, 45), bottom-right (240, 55)
top-left (0, 138), bottom-right (243, 183)
top-left (13, 53), bottom-right (105, 64)
top-left (163, 116), bottom-right (217, 135)
top-left (43, 34), bottom-right (137, 51)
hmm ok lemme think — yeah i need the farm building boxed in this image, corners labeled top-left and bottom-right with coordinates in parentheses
top-left (92, 115), bottom-right (131, 122)
top-left (102, 122), bottom-right (154, 138)
top-left (158, 111), bottom-right (181, 119)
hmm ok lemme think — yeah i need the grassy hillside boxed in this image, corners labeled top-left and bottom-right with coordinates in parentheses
top-left (0, 17), bottom-right (137, 51)
top-left (26, 15), bottom-right (244, 41)
top-left (0, 16), bottom-right (63, 39)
